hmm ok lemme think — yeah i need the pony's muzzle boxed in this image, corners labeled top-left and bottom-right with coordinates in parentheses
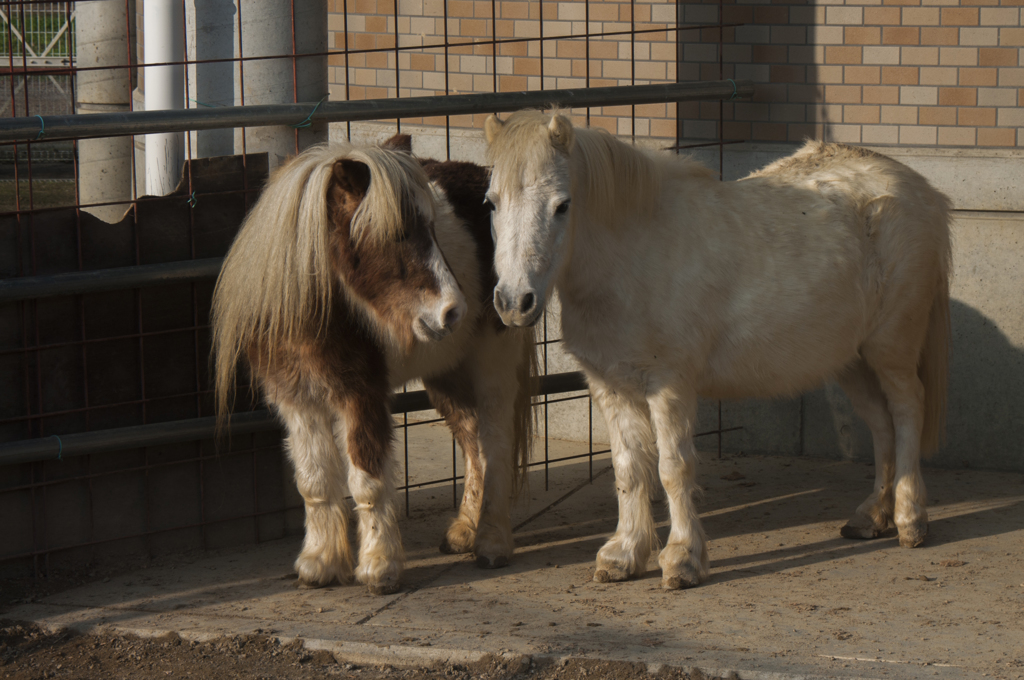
top-left (494, 286), bottom-right (541, 327)
top-left (416, 299), bottom-right (466, 342)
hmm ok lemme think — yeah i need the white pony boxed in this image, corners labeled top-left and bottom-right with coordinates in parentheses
top-left (483, 110), bottom-right (951, 590)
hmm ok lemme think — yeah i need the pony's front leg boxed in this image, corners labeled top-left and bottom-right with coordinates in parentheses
top-left (338, 396), bottom-right (405, 595)
top-left (588, 375), bottom-right (660, 583)
top-left (424, 371), bottom-right (485, 556)
top-left (646, 382), bottom-right (709, 589)
top-left (276, 400), bottom-right (354, 587)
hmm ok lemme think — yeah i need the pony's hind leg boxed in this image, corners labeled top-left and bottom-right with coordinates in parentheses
top-left (646, 380), bottom-right (709, 590)
top-left (838, 360), bottom-right (897, 540)
top-left (277, 400), bottom-right (354, 587)
top-left (424, 370), bottom-right (485, 557)
top-left (870, 365), bottom-right (929, 547)
top-left (589, 374), bottom-right (660, 583)
top-left (337, 395), bottom-right (405, 594)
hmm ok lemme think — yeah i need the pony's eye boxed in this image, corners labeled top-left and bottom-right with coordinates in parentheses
top-left (483, 198), bottom-right (496, 212)
top-left (555, 200), bottom-right (571, 215)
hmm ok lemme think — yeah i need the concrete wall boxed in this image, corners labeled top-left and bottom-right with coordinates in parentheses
top-left (336, 121), bottom-right (1024, 473)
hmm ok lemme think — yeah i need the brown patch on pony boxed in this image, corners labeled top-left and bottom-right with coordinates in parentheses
top-left (333, 158), bottom-right (371, 198)
top-left (251, 295), bottom-right (394, 478)
top-left (327, 159), bottom-right (441, 351)
top-left (424, 368), bottom-right (484, 523)
top-left (421, 159), bottom-right (503, 331)
top-left (381, 133), bottom-right (413, 154)
top-left (424, 367), bottom-right (479, 452)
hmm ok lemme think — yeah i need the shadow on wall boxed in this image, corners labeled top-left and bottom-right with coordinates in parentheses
top-left (676, 0), bottom-right (823, 145)
top-left (722, 300), bottom-right (1024, 474)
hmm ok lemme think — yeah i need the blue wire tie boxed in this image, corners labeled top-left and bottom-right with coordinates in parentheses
top-left (35, 115), bottom-right (45, 140)
top-left (187, 191), bottom-right (197, 208)
top-left (292, 96), bottom-right (328, 129)
top-left (726, 78), bottom-right (738, 101)
top-left (52, 435), bottom-right (63, 461)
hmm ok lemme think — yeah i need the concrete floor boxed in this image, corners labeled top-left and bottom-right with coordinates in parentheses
top-left (8, 424), bottom-right (1024, 680)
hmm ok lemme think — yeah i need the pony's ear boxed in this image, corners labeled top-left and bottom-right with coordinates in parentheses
top-left (332, 158), bottom-right (371, 197)
top-left (548, 115), bottom-right (574, 153)
top-left (381, 133), bottom-right (412, 154)
top-left (484, 114), bottom-right (504, 143)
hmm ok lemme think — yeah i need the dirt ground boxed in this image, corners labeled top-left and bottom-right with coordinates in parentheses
top-left (0, 622), bottom-right (720, 680)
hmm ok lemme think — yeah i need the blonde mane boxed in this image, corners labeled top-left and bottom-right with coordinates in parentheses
top-left (211, 142), bottom-right (435, 425)
top-left (486, 110), bottom-right (677, 225)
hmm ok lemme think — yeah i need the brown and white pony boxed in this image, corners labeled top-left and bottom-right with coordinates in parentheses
top-left (212, 136), bottom-right (535, 595)
top-left (484, 110), bottom-right (951, 590)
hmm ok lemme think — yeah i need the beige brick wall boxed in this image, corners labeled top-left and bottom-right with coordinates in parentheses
top-left (679, 0), bottom-right (1022, 147)
top-left (328, 0), bottom-right (681, 141)
top-left (329, 0), bottom-right (1023, 148)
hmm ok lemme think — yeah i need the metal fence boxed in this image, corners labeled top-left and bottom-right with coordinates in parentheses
top-left (1, 0), bottom-right (747, 578)
top-left (1, 1), bottom-right (74, 162)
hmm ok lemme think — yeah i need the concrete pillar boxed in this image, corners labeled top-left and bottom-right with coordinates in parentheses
top-left (75, 0), bottom-right (134, 223)
top-left (235, 0), bottom-right (328, 168)
top-left (185, 0), bottom-right (237, 158)
top-left (144, 0), bottom-right (185, 196)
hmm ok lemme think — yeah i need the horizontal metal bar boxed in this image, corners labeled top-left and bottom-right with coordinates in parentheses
top-left (0, 258), bottom-right (224, 304)
top-left (0, 56), bottom-right (72, 69)
top-left (0, 371), bottom-right (590, 466)
top-left (0, 81), bottom-right (754, 143)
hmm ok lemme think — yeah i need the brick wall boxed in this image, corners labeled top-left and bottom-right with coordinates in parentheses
top-left (329, 0), bottom-right (1023, 148)
top-left (328, 0), bottom-right (681, 139)
top-left (679, 0), bottom-right (1022, 147)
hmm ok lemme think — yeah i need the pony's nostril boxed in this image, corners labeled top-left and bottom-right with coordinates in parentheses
top-left (493, 289), bottom-right (507, 313)
top-left (519, 292), bottom-right (536, 314)
top-left (443, 304), bottom-right (462, 329)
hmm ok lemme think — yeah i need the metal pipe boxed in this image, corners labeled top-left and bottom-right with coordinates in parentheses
top-left (1, 80), bottom-right (754, 143)
top-left (0, 371), bottom-right (589, 466)
top-left (0, 258), bottom-right (224, 303)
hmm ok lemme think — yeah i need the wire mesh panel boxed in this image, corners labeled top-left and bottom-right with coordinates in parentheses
top-left (0, 0), bottom-right (742, 577)
top-left (1, 1), bottom-right (74, 163)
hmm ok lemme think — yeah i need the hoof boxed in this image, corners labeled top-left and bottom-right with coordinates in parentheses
top-left (898, 523), bottom-right (928, 548)
top-left (439, 538), bottom-right (472, 555)
top-left (662, 574), bottom-right (701, 590)
top-left (840, 524), bottom-right (883, 540)
top-left (294, 555), bottom-right (353, 589)
top-left (593, 567), bottom-right (631, 583)
top-left (441, 523), bottom-right (476, 555)
top-left (475, 554), bottom-right (509, 569)
top-left (367, 581), bottom-right (402, 596)
top-left (661, 561), bottom-right (704, 590)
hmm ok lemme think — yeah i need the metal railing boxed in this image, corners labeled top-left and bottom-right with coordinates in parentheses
top-left (0, 80), bottom-right (752, 143)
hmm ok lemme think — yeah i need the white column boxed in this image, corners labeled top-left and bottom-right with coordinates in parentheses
top-left (144, 0), bottom-right (185, 196)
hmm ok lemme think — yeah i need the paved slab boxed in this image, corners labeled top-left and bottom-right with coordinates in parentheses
top-left (7, 426), bottom-right (1024, 679)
